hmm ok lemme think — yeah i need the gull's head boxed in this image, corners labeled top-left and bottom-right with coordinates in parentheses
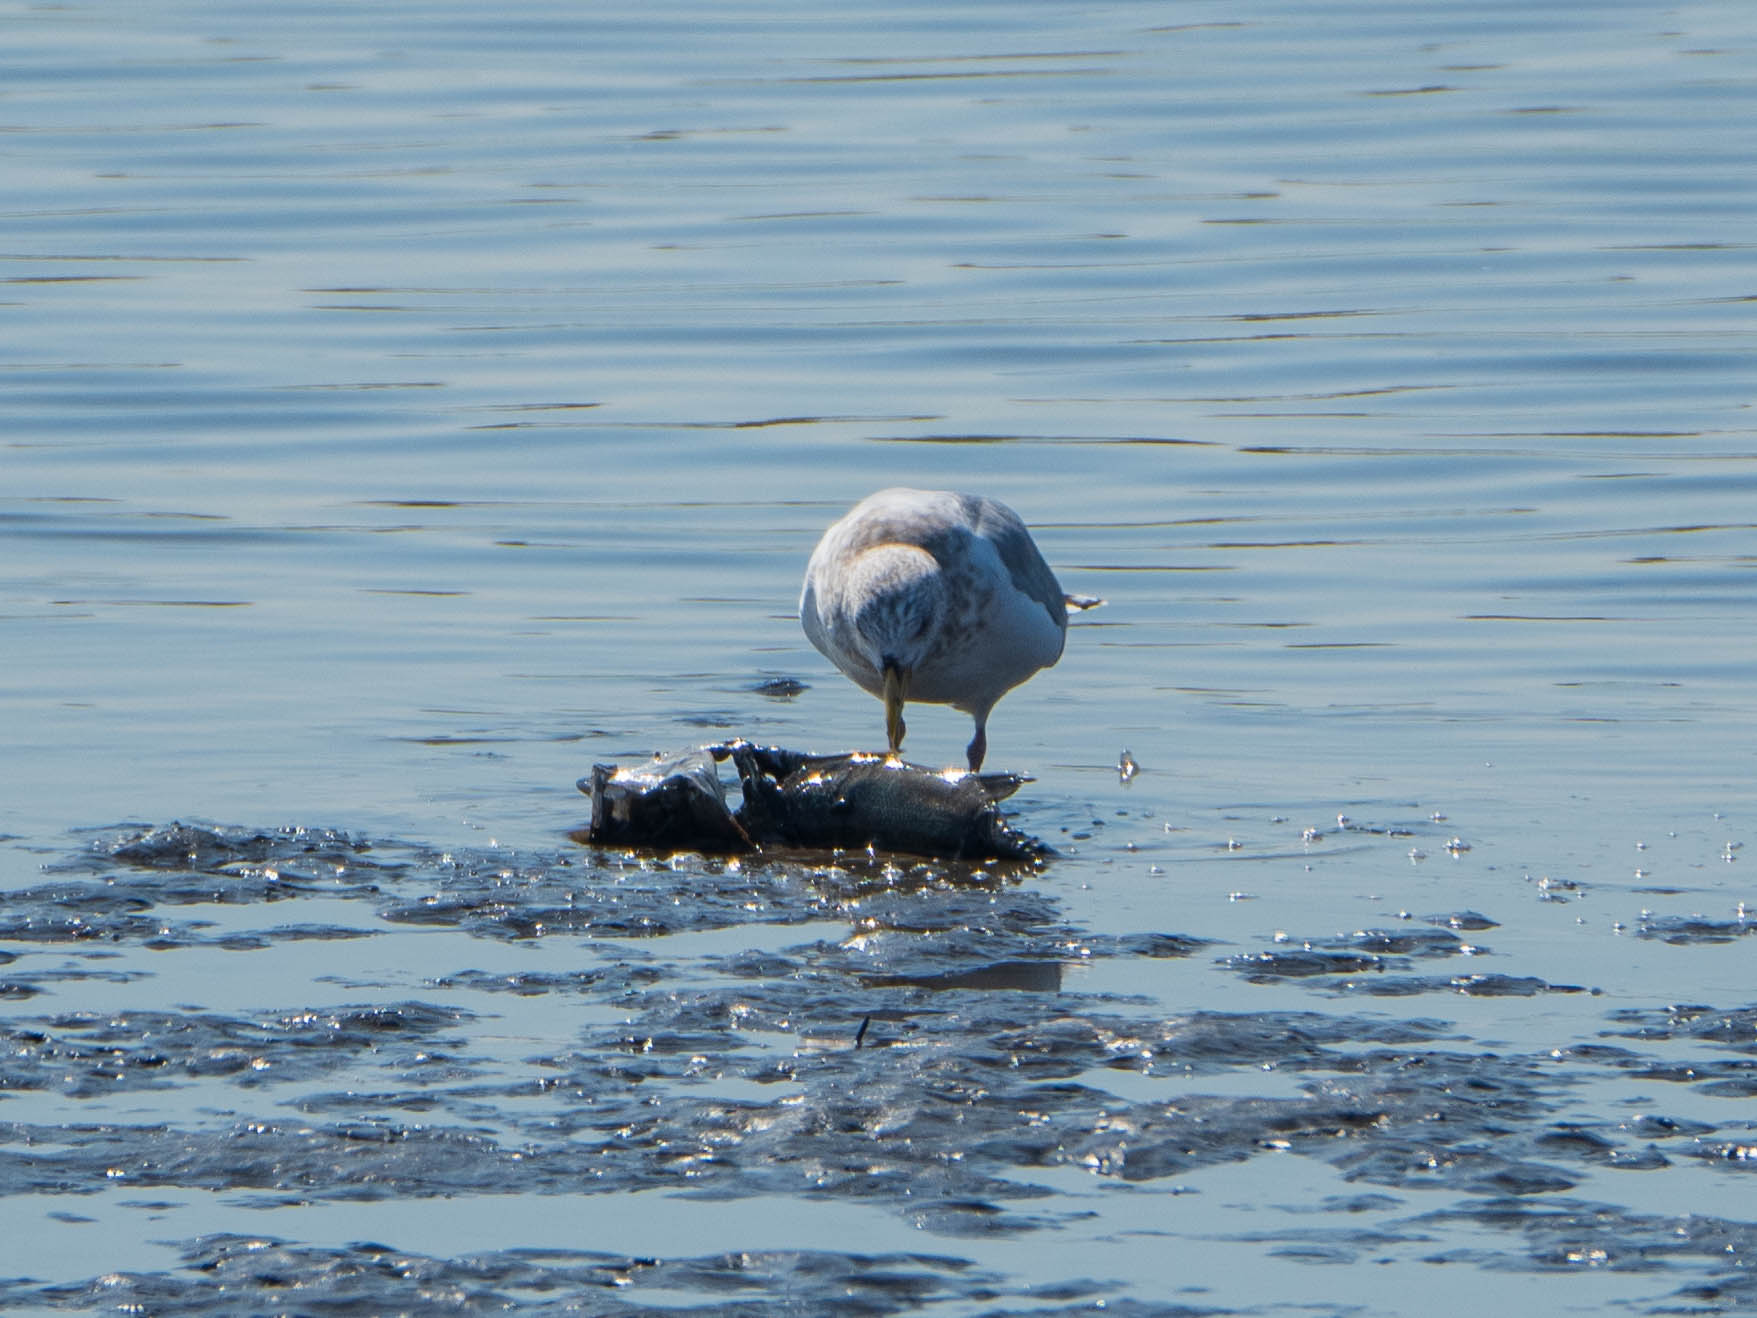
top-left (839, 543), bottom-right (945, 755)
top-left (847, 543), bottom-right (946, 679)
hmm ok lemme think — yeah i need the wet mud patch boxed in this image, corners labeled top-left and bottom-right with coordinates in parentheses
top-left (3, 821), bottom-right (1755, 1312)
top-left (1607, 1003), bottom-right (1757, 1054)
top-left (102, 822), bottom-right (384, 876)
top-left (1219, 919), bottom-right (1592, 998)
top-left (1413, 1197), bottom-right (1757, 1297)
top-left (0, 824), bottom-right (404, 966)
top-left (0, 1002), bottom-right (474, 1099)
top-left (1, 1233), bottom-right (1083, 1318)
top-left (15, 823), bottom-right (1042, 959)
top-left (1633, 912), bottom-right (1757, 945)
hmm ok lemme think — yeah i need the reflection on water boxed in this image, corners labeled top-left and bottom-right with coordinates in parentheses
top-left (3, 0), bottom-right (1756, 1313)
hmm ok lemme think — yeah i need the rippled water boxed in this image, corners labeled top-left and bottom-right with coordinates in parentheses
top-left (4, 0), bottom-right (1756, 1313)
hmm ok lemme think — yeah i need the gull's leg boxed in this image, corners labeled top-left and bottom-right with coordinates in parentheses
top-left (965, 718), bottom-right (988, 772)
top-left (882, 662), bottom-right (909, 756)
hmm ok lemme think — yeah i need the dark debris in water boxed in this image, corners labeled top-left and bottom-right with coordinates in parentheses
top-left (2, 821), bottom-right (1755, 1312)
top-left (580, 742), bottom-right (1051, 862)
top-left (749, 675), bottom-right (809, 699)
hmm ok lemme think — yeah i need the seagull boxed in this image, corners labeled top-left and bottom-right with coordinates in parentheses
top-left (800, 488), bottom-right (1095, 770)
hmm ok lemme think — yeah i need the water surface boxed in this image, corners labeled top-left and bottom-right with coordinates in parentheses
top-left (3, 0), bottom-right (1756, 1313)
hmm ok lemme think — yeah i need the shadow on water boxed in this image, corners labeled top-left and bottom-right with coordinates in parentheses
top-left (1, 822), bottom-right (1754, 1313)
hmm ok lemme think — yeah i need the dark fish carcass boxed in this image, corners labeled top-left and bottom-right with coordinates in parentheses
top-left (580, 749), bottom-right (753, 853)
top-left (577, 741), bottom-right (1047, 862)
top-left (726, 743), bottom-right (1044, 861)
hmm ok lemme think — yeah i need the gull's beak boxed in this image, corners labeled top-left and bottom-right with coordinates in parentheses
top-left (881, 660), bottom-right (909, 755)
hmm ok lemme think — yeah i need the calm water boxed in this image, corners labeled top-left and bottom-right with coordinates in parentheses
top-left (4, 0), bottom-right (1756, 1313)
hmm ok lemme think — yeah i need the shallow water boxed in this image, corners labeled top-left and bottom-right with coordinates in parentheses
top-left (4, 0), bottom-right (1756, 1313)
